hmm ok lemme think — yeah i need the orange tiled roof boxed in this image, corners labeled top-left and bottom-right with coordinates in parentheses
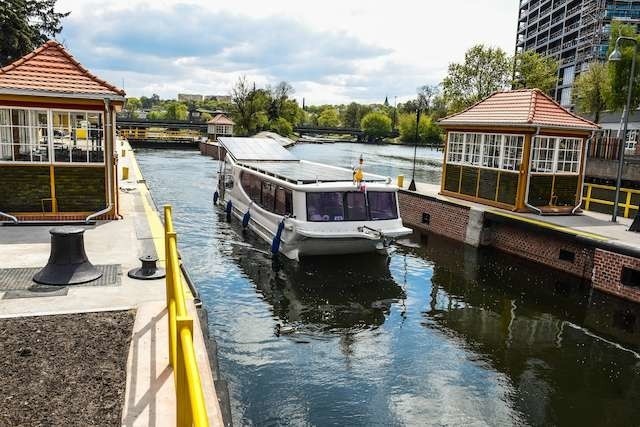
top-left (439, 89), bottom-right (598, 131)
top-left (208, 114), bottom-right (235, 125)
top-left (0, 40), bottom-right (125, 99)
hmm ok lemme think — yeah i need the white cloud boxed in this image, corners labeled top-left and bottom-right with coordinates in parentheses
top-left (56, 0), bottom-right (518, 104)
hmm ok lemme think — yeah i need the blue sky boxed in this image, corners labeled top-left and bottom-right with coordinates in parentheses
top-left (57, 0), bottom-right (519, 104)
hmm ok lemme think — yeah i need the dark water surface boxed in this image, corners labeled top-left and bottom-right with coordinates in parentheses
top-left (136, 146), bottom-right (640, 426)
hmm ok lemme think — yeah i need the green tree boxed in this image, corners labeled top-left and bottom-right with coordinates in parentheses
top-left (513, 50), bottom-right (559, 93)
top-left (398, 113), bottom-right (441, 145)
top-left (442, 44), bottom-right (511, 113)
top-left (572, 62), bottom-right (610, 123)
top-left (607, 21), bottom-right (640, 111)
top-left (341, 102), bottom-right (372, 128)
top-left (360, 112), bottom-right (392, 140)
top-left (317, 108), bottom-right (340, 127)
top-left (165, 102), bottom-right (188, 120)
top-left (147, 110), bottom-right (165, 120)
top-left (125, 97), bottom-right (142, 119)
top-left (200, 112), bottom-right (212, 122)
top-left (0, 0), bottom-right (70, 65)
top-left (231, 76), bottom-right (258, 135)
top-left (269, 117), bottom-right (293, 136)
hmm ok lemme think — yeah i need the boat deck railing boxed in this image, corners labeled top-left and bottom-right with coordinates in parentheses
top-left (164, 205), bottom-right (209, 426)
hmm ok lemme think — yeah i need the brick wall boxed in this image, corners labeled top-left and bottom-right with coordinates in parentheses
top-left (0, 166), bottom-right (51, 212)
top-left (398, 191), bottom-right (469, 243)
top-left (485, 222), bottom-right (594, 279)
top-left (200, 142), bottom-right (225, 160)
top-left (593, 248), bottom-right (640, 303)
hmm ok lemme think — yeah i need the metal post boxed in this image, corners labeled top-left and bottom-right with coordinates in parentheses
top-left (408, 108), bottom-right (420, 191)
top-left (612, 40), bottom-right (637, 222)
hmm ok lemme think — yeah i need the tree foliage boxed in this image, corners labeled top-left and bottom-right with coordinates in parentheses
top-left (317, 108), bottom-right (341, 127)
top-left (572, 62), bottom-right (610, 123)
top-left (442, 45), bottom-right (511, 113)
top-left (269, 117), bottom-right (293, 136)
top-left (0, 0), bottom-right (70, 65)
top-left (607, 22), bottom-right (640, 111)
top-left (360, 112), bottom-right (392, 139)
top-left (398, 113), bottom-right (441, 145)
top-left (125, 97), bottom-right (142, 119)
top-left (165, 102), bottom-right (188, 120)
top-left (513, 50), bottom-right (559, 93)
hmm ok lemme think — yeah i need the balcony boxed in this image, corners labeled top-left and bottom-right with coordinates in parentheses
top-left (566, 4), bottom-right (581, 17)
top-left (561, 56), bottom-right (576, 65)
top-left (563, 39), bottom-right (578, 50)
top-left (537, 37), bottom-right (549, 47)
top-left (548, 45), bottom-right (562, 55)
top-left (549, 29), bottom-right (563, 41)
top-left (539, 20), bottom-right (551, 30)
top-left (565, 21), bottom-right (580, 33)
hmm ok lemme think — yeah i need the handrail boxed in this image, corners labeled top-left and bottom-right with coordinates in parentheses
top-left (583, 183), bottom-right (639, 219)
top-left (164, 205), bottom-right (209, 427)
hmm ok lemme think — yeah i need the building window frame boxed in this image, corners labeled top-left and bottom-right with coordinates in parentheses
top-left (447, 131), bottom-right (525, 172)
top-left (531, 136), bottom-right (582, 174)
top-left (0, 105), bottom-right (106, 166)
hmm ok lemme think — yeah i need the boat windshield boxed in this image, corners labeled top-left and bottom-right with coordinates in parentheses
top-left (306, 191), bottom-right (397, 222)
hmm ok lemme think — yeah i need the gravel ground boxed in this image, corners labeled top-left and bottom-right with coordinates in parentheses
top-left (0, 310), bottom-right (135, 426)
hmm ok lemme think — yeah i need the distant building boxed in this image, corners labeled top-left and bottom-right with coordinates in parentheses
top-left (204, 95), bottom-right (232, 103)
top-left (177, 93), bottom-right (204, 102)
top-left (207, 114), bottom-right (235, 140)
top-left (514, 0), bottom-right (640, 107)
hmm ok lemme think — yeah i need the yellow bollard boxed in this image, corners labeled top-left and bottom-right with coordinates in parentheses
top-left (122, 166), bottom-right (129, 181)
top-left (396, 175), bottom-right (404, 188)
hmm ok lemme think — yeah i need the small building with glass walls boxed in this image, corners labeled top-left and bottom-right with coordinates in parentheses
top-left (438, 89), bottom-right (599, 214)
top-left (0, 40), bottom-right (125, 222)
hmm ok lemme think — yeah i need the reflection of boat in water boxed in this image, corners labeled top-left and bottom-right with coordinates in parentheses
top-left (216, 137), bottom-right (411, 260)
top-left (226, 223), bottom-right (405, 332)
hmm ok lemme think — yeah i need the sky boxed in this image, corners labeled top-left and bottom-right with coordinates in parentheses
top-left (56, 0), bottom-right (519, 105)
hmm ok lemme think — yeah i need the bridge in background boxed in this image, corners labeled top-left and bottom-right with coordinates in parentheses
top-left (116, 118), bottom-right (207, 145)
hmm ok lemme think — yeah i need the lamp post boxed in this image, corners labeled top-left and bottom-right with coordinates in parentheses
top-left (408, 107), bottom-right (420, 191)
top-left (608, 36), bottom-right (638, 222)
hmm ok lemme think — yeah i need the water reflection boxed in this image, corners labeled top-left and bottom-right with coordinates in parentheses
top-left (407, 232), bottom-right (640, 426)
top-left (137, 148), bottom-right (640, 426)
top-left (227, 214), bottom-right (405, 333)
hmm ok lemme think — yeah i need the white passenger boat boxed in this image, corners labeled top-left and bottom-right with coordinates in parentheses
top-left (215, 137), bottom-right (412, 260)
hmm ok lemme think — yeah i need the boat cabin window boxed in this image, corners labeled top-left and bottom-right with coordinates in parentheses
top-left (368, 191), bottom-right (398, 220)
top-left (241, 172), bottom-right (293, 215)
top-left (306, 191), bottom-right (398, 222)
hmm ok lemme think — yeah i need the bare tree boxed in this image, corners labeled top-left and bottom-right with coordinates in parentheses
top-left (231, 76), bottom-right (257, 135)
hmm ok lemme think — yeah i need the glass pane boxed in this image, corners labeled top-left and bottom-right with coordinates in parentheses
top-left (53, 111), bottom-right (71, 162)
top-left (275, 187), bottom-right (293, 215)
top-left (261, 181), bottom-right (276, 212)
top-left (344, 192), bottom-right (368, 221)
top-left (306, 192), bottom-right (344, 221)
top-left (367, 191), bottom-right (398, 220)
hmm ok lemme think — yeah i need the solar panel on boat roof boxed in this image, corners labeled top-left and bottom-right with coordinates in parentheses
top-left (219, 137), bottom-right (297, 161)
top-left (240, 161), bottom-right (388, 183)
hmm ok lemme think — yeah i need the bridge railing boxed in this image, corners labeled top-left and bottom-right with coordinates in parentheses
top-left (164, 205), bottom-right (209, 426)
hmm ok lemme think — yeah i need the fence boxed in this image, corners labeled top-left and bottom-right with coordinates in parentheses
top-left (588, 136), bottom-right (624, 160)
top-left (583, 183), bottom-right (640, 219)
top-left (164, 205), bottom-right (209, 426)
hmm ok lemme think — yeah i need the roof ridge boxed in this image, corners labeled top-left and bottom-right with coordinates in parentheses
top-left (531, 87), bottom-right (599, 128)
top-left (527, 89), bottom-right (537, 123)
top-left (0, 40), bottom-right (125, 97)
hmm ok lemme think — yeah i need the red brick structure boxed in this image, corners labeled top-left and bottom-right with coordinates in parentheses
top-left (592, 249), bottom-right (640, 301)
top-left (398, 191), bottom-right (470, 243)
top-left (484, 221), bottom-right (594, 279)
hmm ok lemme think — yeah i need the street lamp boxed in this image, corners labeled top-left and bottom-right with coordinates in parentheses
top-left (608, 36), bottom-right (638, 222)
top-left (408, 106), bottom-right (420, 191)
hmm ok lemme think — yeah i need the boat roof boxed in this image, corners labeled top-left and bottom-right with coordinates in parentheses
top-left (239, 160), bottom-right (388, 184)
top-left (219, 137), bottom-right (297, 161)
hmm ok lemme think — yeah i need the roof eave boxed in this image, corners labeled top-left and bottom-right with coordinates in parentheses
top-left (0, 87), bottom-right (125, 102)
top-left (438, 121), bottom-right (599, 132)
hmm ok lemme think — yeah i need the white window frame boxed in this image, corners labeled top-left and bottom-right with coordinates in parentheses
top-left (531, 136), bottom-right (582, 175)
top-left (447, 131), bottom-right (525, 172)
top-left (0, 106), bottom-right (106, 165)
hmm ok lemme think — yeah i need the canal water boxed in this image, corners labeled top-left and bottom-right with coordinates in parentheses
top-left (136, 145), bottom-right (640, 426)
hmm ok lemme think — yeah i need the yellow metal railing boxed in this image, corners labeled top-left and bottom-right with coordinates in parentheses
top-left (164, 205), bottom-right (209, 426)
top-left (583, 183), bottom-right (640, 218)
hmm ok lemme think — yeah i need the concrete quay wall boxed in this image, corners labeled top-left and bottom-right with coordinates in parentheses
top-left (399, 189), bottom-right (640, 304)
